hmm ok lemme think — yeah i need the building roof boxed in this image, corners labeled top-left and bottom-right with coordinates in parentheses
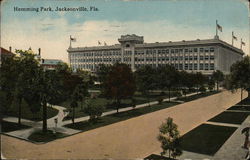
top-left (0, 47), bottom-right (15, 56)
top-left (67, 36), bottom-right (244, 55)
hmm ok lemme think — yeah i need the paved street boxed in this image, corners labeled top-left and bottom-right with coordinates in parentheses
top-left (1, 90), bottom-right (245, 159)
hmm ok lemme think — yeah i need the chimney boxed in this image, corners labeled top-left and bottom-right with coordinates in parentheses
top-left (38, 48), bottom-right (41, 56)
top-left (9, 46), bottom-right (12, 52)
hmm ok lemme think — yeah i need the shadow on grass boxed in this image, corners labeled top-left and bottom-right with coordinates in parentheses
top-left (1, 121), bottom-right (31, 133)
top-left (177, 91), bottom-right (220, 102)
top-left (227, 105), bottom-right (250, 111)
top-left (237, 98), bottom-right (250, 105)
top-left (180, 124), bottom-right (237, 155)
top-left (27, 129), bottom-right (67, 143)
top-left (144, 154), bottom-right (176, 160)
top-left (208, 111), bottom-right (250, 124)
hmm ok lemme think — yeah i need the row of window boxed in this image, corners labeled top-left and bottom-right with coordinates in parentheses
top-left (73, 62), bottom-right (214, 71)
top-left (71, 51), bottom-right (121, 57)
top-left (136, 47), bottom-right (215, 55)
top-left (70, 47), bottom-right (215, 58)
top-left (135, 55), bottom-right (214, 62)
top-left (134, 63), bottom-right (214, 71)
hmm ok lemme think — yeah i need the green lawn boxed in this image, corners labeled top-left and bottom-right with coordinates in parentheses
top-left (64, 101), bottom-right (179, 131)
top-left (208, 111), bottom-right (250, 124)
top-left (1, 121), bottom-right (31, 133)
top-left (180, 124), bottom-right (237, 155)
top-left (28, 130), bottom-right (67, 142)
top-left (177, 91), bottom-right (220, 102)
top-left (237, 98), bottom-right (250, 105)
top-left (5, 104), bottom-right (58, 122)
top-left (227, 105), bottom-right (250, 111)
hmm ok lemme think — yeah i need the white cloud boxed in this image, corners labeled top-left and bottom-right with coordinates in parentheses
top-left (2, 18), bottom-right (249, 64)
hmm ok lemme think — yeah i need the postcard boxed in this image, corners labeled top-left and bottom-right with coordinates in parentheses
top-left (1, 0), bottom-right (250, 159)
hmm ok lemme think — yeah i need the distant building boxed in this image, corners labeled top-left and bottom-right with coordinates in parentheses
top-left (0, 47), bottom-right (15, 65)
top-left (67, 34), bottom-right (244, 75)
top-left (40, 59), bottom-right (63, 70)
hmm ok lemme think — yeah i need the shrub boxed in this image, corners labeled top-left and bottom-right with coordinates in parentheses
top-left (157, 97), bottom-right (163, 104)
top-left (83, 100), bottom-right (105, 122)
top-left (199, 86), bottom-right (206, 93)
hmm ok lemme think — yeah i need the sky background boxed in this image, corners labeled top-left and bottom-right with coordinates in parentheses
top-left (1, 0), bottom-right (249, 63)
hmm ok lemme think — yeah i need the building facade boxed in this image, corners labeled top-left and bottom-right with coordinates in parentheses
top-left (67, 34), bottom-right (244, 75)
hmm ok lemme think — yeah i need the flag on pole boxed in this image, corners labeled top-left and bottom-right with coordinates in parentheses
top-left (217, 24), bottom-right (222, 32)
top-left (70, 37), bottom-right (76, 42)
top-left (98, 41), bottom-right (101, 45)
top-left (232, 32), bottom-right (237, 41)
top-left (242, 40), bottom-right (245, 46)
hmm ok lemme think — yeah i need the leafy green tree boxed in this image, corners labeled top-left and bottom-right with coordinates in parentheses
top-left (212, 70), bottom-right (224, 91)
top-left (157, 65), bottom-right (178, 102)
top-left (104, 63), bottom-right (136, 113)
top-left (193, 72), bottom-right (206, 94)
top-left (76, 70), bottom-right (94, 87)
top-left (135, 65), bottom-right (157, 105)
top-left (74, 83), bottom-right (89, 110)
top-left (83, 99), bottom-right (105, 122)
top-left (157, 117), bottom-right (182, 159)
top-left (229, 56), bottom-right (250, 100)
top-left (70, 97), bottom-right (78, 124)
top-left (0, 55), bottom-right (19, 116)
top-left (178, 71), bottom-right (194, 97)
top-left (96, 64), bottom-right (112, 91)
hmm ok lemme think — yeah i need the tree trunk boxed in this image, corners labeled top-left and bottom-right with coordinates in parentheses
top-left (72, 107), bottom-right (75, 124)
top-left (168, 88), bottom-right (171, 102)
top-left (18, 97), bottom-right (22, 125)
top-left (42, 99), bottom-right (47, 133)
top-left (217, 81), bottom-right (219, 91)
top-left (241, 88), bottom-right (243, 103)
top-left (116, 99), bottom-right (120, 113)
top-left (147, 93), bottom-right (150, 107)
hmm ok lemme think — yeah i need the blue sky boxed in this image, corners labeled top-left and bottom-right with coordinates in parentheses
top-left (1, 0), bottom-right (249, 62)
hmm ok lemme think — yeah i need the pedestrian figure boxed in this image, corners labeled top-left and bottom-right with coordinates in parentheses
top-left (242, 127), bottom-right (250, 149)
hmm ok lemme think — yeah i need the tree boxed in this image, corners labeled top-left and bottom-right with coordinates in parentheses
top-left (135, 65), bottom-right (157, 106)
top-left (157, 65), bottom-right (178, 102)
top-left (77, 83), bottom-right (89, 110)
top-left (229, 56), bottom-right (250, 100)
top-left (157, 117), bottom-right (182, 159)
top-left (104, 63), bottom-right (136, 113)
top-left (83, 99), bottom-right (105, 122)
top-left (96, 64), bottom-right (112, 90)
top-left (212, 70), bottom-right (224, 91)
top-left (193, 72), bottom-right (206, 94)
top-left (0, 54), bottom-right (19, 117)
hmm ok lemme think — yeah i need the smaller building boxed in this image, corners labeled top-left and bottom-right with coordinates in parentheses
top-left (0, 47), bottom-right (15, 65)
top-left (41, 59), bottom-right (63, 70)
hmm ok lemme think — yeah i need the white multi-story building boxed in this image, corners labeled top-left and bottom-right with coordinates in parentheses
top-left (67, 34), bottom-right (244, 75)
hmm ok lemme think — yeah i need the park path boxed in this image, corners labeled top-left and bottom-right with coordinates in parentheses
top-left (2, 105), bottom-right (80, 139)
top-left (2, 90), bottom-right (246, 159)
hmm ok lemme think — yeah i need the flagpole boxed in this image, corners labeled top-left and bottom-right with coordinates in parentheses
top-left (70, 35), bottom-right (72, 48)
top-left (232, 32), bottom-right (234, 46)
top-left (216, 20), bottom-right (218, 37)
top-left (241, 38), bottom-right (242, 49)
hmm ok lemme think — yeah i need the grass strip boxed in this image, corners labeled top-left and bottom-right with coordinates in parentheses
top-left (180, 124), bottom-right (237, 155)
